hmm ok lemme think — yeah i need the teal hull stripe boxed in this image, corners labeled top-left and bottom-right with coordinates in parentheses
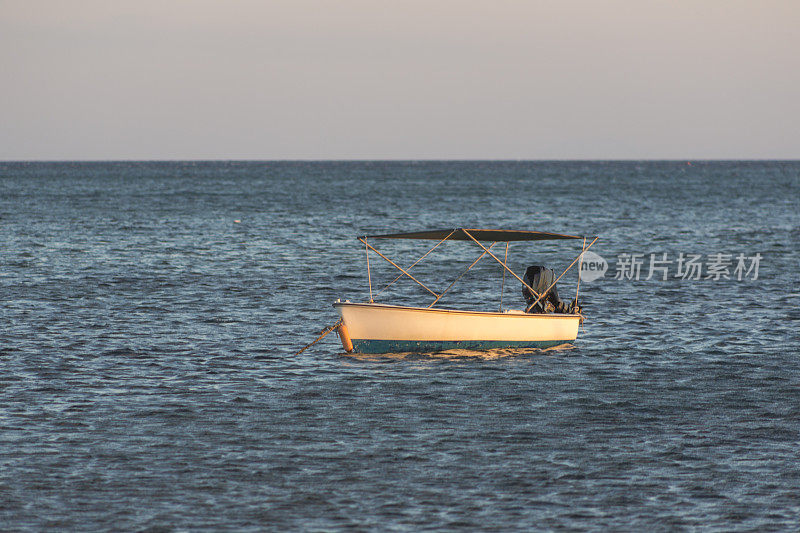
top-left (350, 339), bottom-right (572, 354)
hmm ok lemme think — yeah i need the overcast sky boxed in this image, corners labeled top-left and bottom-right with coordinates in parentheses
top-left (1, 1), bottom-right (798, 160)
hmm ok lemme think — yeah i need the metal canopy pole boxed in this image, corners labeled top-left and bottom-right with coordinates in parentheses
top-left (500, 242), bottom-right (508, 311)
top-left (461, 229), bottom-right (542, 301)
top-left (575, 236), bottom-right (586, 302)
top-left (428, 242), bottom-right (497, 308)
top-left (373, 229), bottom-right (456, 298)
top-left (365, 237), bottom-right (373, 302)
top-left (358, 238), bottom-right (439, 298)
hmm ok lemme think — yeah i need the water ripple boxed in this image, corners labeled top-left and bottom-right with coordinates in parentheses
top-left (0, 161), bottom-right (798, 530)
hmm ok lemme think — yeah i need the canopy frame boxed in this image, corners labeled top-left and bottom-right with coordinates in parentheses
top-left (357, 228), bottom-right (596, 313)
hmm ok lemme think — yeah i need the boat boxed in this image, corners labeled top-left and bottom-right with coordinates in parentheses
top-left (334, 228), bottom-right (598, 354)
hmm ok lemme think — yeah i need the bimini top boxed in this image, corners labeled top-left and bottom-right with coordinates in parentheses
top-left (359, 228), bottom-right (585, 242)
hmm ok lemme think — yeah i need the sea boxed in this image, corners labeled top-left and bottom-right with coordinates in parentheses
top-left (1, 161), bottom-right (798, 531)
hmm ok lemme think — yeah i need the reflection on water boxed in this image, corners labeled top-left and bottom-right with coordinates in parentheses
top-left (343, 344), bottom-right (576, 361)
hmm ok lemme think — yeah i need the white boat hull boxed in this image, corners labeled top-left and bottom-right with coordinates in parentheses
top-left (334, 302), bottom-right (580, 354)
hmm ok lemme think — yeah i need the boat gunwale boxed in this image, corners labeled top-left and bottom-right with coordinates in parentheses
top-left (333, 301), bottom-right (581, 319)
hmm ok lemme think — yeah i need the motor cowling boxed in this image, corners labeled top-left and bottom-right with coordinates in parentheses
top-left (522, 265), bottom-right (579, 314)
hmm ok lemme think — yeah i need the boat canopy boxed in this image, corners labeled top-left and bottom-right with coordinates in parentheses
top-left (354, 226), bottom-right (598, 315)
top-left (359, 228), bottom-right (584, 242)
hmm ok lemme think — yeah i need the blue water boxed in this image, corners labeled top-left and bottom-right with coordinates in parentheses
top-left (1, 161), bottom-right (799, 530)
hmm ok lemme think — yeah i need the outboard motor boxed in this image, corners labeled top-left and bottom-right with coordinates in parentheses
top-left (522, 265), bottom-right (579, 314)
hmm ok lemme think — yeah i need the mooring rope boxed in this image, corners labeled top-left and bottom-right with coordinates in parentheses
top-left (294, 320), bottom-right (342, 356)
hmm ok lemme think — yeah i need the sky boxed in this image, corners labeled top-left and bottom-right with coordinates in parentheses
top-left (1, 0), bottom-right (798, 160)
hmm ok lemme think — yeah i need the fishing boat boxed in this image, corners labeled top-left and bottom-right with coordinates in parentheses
top-left (334, 228), bottom-right (598, 354)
